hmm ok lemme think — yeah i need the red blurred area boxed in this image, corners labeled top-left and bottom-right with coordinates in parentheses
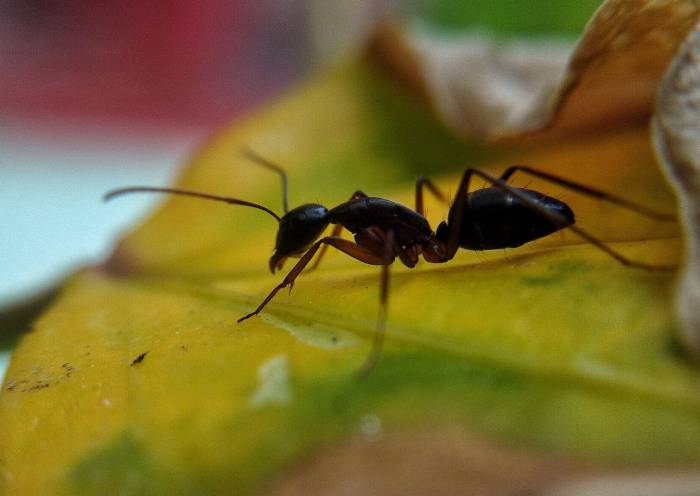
top-left (0, 0), bottom-right (307, 128)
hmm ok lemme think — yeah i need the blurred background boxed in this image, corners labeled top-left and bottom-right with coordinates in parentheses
top-left (0, 0), bottom-right (407, 381)
top-left (0, 0), bottom-right (602, 379)
top-left (0, 0), bottom-right (404, 309)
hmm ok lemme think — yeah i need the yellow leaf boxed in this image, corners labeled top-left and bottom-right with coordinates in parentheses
top-left (0, 60), bottom-right (692, 495)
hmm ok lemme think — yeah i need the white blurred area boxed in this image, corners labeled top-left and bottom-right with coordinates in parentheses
top-left (0, 352), bottom-right (8, 383)
top-left (0, 121), bottom-right (202, 307)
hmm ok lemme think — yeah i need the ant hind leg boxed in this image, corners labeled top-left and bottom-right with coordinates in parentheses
top-left (567, 225), bottom-right (676, 271)
top-left (415, 176), bottom-right (449, 216)
top-left (499, 165), bottom-right (675, 221)
top-left (358, 229), bottom-right (396, 377)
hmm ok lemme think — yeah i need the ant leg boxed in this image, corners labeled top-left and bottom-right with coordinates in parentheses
top-left (415, 176), bottom-right (448, 216)
top-left (240, 148), bottom-right (290, 214)
top-left (238, 235), bottom-right (390, 322)
top-left (443, 169), bottom-right (480, 259)
top-left (309, 190), bottom-right (369, 272)
top-left (567, 225), bottom-right (675, 270)
top-left (451, 168), bottom-right (675, 270)
top-left (500, 165), bottom-right (675, 221)
top-left (307, 223), bottom-right (343, 272)
top-left (358, 230), bottom-right (396, 376)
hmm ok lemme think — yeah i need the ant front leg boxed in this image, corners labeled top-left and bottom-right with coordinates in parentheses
top-left (309, 190), bottom-right (369, 272)
top-left (415, 176), bottom-right (448, 216)
top-left (499, 165), bottom-right (675, 221)
top-left (238, 234), bottom-right (391, 322)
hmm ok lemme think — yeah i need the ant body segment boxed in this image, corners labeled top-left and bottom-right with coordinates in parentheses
top-left (105, 150), bottom-right (675, 374)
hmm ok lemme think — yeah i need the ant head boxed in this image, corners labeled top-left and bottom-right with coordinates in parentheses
top-left (269, 204), bottom-right (329, 273)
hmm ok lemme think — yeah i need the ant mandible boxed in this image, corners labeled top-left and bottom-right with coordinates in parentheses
top-left (105, 149), bottom-right (675, 374)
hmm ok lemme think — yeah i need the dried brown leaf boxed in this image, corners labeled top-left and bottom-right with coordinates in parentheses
top-left (373, 0), bottom-right (700, 140)
top-left (553, 0), bottom-right (700, 134)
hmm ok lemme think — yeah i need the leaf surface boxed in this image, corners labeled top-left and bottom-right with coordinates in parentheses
top-left (0, 61), bottom-right (693, 495)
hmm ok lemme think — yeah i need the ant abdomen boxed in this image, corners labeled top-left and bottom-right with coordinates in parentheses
top-left (454, 187), bottom-right (575, 250)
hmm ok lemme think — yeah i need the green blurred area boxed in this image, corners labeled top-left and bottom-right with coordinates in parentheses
top-left (415, 0), bottom-right (603, 36)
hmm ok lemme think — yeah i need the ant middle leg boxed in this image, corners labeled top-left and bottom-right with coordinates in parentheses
top-left (499, 165), bottom-right (675, 221)
top-left (358, 229), bottom-right (396, 376)
top-left (238, 234), bottom-right (392, 322)
top-left (415, 176), bottom-right (449, 216)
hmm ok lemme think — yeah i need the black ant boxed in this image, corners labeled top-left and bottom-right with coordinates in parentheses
top-left (105, 149), bottom-right (675, 374)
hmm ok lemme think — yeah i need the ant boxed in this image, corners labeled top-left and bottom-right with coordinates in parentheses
top-left (105, 149), bottom-right (675, 374)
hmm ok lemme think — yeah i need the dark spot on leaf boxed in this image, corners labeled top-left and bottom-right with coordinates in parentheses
top-left (131, 352), bottom-right (149, 366)
top-left (62, 362), bottom-right (75, 377)
top-left (27, 381), bottom-right (49, 391)
top-left (5, 377), bottom-right (55, 392)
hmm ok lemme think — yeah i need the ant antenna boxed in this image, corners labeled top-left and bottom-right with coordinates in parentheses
top-left (240, 148), bottom-right (289, 214)
top-left (103, 187), bottom-right (281, 221)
